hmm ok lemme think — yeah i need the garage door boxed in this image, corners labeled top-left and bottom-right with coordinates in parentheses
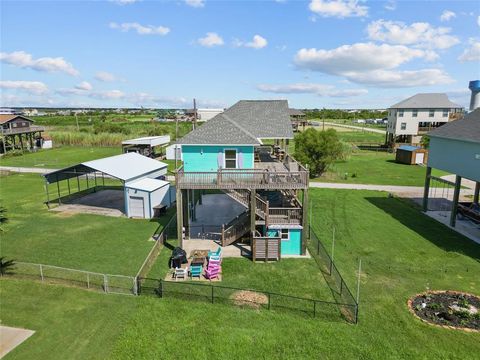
top-left (129, 196), bottom-right (145, 218)
top-left (415, 153), bottom-right (424, 164)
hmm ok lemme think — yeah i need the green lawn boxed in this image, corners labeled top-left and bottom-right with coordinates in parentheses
top-left (1, 189), bottom-right (479, 359)
top-left (0, 146), bottom-right (121, 169)
top-left (316, 150), bottom-right (448, 186)
top-left (0, 173), bottom-right (173, 275)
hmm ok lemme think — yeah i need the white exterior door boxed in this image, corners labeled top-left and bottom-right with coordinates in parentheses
top-left (129, 196), bottom-right (145, 218)
top-left (415, 153), bottom-right (424, 164)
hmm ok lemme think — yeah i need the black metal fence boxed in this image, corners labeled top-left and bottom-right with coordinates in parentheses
top-left (308, 228), bottom-right (359, 323)
top-left (137, 278), bottom-right (352, 322)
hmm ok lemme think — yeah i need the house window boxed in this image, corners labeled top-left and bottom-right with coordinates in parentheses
top-left (12, 123), bottom-right (17, 128)
top-left (442, 109), bottom-right (449, 117)
top-left (224, 149), bottom-right (237, 169)
top-left (280, 229), bottom-right (289, 240)
top-left (398, 110), bottom-right (404, 117)
top-left (429, 109), bottom-right (435, 117)
top-left (412, 109), bottom-right (417, 117)
top-left (400, 122), bottom-right (407, 130)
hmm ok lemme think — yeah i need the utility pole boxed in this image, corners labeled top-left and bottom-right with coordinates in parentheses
top-left (75, 113), bottom-right (80, 131)
top-left (192, 98), bottom-right (197, 131)
top-left (175, 117), bottom-right (179, 169)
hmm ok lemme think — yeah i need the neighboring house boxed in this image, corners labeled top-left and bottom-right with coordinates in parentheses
top-left (289, 108), bottom-right (307, 131)
top-left (423, 108), bottom-right (480, 227)
top-left (185, 108), bottom-right (225, 122)
top-left (0, 114), bottom-right (45, 153)
top-left (175, 100), bottom-right (309, 260)
top-left (386, 93), bottom-right (463, 147)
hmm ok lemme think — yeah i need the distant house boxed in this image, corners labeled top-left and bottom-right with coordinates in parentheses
top-left (386, 93), bottom-right (463, 147)
top-left (0, 114), bottom-right (45, 153)
top-left (288, 108), bottom-right (307, 131)
top-left (185, 108), bottom-right (225, 122)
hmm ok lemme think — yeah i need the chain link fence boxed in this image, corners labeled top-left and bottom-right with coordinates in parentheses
top-left (8, 262), bottom-right (137, 296)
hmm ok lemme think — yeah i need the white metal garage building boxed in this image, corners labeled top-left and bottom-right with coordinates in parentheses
top-left (43, 153), bottom-right (174, 219)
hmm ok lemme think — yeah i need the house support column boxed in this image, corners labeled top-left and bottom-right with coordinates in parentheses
top-left (301, 187), bottom-right (309, 255)
top-left (474, 182), bottom-right (480, 205)
top-left (422, 166), bottom-right (432, 212)
top-left (183, 190), bottom-right (190, 240)
top-left (176, 188), bottom-right (183, 248)
top-left (450, 175), bottom-right (462, 228)
top-left (250, 189), bottom-right (256, 237)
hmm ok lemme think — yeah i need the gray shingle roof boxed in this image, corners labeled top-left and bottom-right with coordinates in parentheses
top-left (428, 108), bottom-right (480, 143)
top-left (176, 113), bottom-right (260, 145)
top-left (389, 93), bottom-right (462, 109)
top-left (177, 100), bottom-right (294, 145)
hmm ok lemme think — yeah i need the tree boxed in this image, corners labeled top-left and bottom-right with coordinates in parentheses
top-left (294, 128), bottom-right (344, 178)
top-left (0, 257), bottom-right (15, 276)
top-left (420, 135), bottom-right (430, 149)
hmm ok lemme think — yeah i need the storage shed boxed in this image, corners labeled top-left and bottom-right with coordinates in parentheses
top-left (43, 153), bottom-right (173, 219)
top-left (395, 145), bottom-right (428, 165)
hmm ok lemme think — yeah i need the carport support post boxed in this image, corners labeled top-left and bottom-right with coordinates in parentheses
top-left (45, 179), bottom-right (50, 207)
top-left (450, 175), bottom-right (462, 227)
top-left (474, 182), bottom-right (480, 205)
top-left (56, 174), bottom-right (61, 205)
top-left (422, 166), bottom-right (432, 212)
top-left (177, 188), bottom-right (183, 248)
top-left (67, 177), bottom-right (71, 195)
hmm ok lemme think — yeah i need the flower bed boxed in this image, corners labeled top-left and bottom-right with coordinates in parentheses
top-left (408, 291), bottom-right (480, 332)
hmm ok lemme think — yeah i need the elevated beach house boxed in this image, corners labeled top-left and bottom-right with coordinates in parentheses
top-left (175, 100), bottom-right (309, 260)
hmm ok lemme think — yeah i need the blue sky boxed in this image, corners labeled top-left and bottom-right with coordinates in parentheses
top-left (1, 0), bottom-right (479, 109)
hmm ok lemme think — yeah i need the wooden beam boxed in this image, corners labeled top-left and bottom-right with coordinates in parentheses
top-left (422, 166), bottom-right (432, 212)
top-left (450, 175), bottom-right (462, 227)
top-left (176, 188), bottom-right (183, 248)
top-left (250, 189), bottom-right (256, 237)
top-left (474, 182), bottom-right (479, 204)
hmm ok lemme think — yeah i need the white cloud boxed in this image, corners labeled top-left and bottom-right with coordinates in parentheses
top-left (197, 32), bottom-right (224, 47)
top-left (367, 20), bottom-right (459, 49)
top-left (185, 0), bottom-right (205, 8)
top-left (440, 10), bottom-right (456, 22)
top-left (294, 43), bottom-right (434, 74)
top-left (343, 69), bottom-right (454, 88)
top-left (256, 83), bottom-right (368, 97)
top-left (234, 35), bottom-right (268, 49)
top-left (308, 0), bottom-right (368, 18)
top-left (90, 90), bottom-right (125, 100)
top-left (0, 80), bottom-right (48, 94)
top-left (458, 40), bottom-right (480, 62)
top-left (95, 71), bottom-right (117, 82)
top-left (75, 81), bottom-right (92, 91)
top-left (109, 22), bottom-right (170, 36)
top-left (0, 51), bottom-right (79, 76)
top-left (384, 0), bottom-right (396, 11)
top-left (110, 0), bottom-right (139, 5)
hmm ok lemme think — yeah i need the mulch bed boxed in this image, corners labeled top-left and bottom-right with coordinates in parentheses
top-left (408, 290), bottom-right (480, 332)
top-left (230, 290), bottom-right (268, 309)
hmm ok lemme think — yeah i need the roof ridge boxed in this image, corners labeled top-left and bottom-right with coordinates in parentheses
top-left (221, 113), bottom-right (259, 142)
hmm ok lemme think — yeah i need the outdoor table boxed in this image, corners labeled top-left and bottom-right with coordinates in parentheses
top-left (190, 256), bottom-right (206, 266)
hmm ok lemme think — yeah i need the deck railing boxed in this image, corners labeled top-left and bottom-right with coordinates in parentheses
top-left (221, 211), bottom-right (251, 246)
top-left (176, 166), bottom-right (308, 190)
top-left (1, 125), bottom-right (45, 135)
top-left (268, 207), bottom-right (302, 225)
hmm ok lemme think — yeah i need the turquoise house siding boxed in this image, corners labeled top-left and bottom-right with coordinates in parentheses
top-left (182, 145), bottom-right (254, 172)
top-left (267, 228), bottom-right (302, 256)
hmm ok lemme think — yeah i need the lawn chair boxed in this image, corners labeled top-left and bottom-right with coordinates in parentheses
top-left (174, 267), bottom-right (188, 280)
top-left (189, 265), bottom-right (203, 279)
top-left (208, 247), bottom-right (222, 258)
top-left (205, 265), bottom-right (220, 280)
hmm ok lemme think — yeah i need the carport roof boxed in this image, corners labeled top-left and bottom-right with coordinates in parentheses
top-left (43, 153), bottom-right (167, 184)
top-left (126, 178), bottom-right (169, 192)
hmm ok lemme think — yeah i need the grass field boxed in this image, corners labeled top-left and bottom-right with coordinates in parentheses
top-left (0, 173), bottom-right (173, 275)
top-left (1, 188), bottom-right (479, 359)
top-left (317, 150), bottom-right (448, 186)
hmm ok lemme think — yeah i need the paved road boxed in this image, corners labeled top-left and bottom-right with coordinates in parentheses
top-left (0, 166), bottom-right (56, 174)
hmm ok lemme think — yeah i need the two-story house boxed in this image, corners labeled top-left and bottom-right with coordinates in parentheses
top-left (175, 100), bottom-right (309, 260)
top-left (0, 114), bottom-right (45, 153)
top-left (386, 93), bottom-right (463, 147)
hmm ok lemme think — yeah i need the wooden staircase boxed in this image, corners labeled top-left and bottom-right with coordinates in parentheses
top-left (221, 211), bottom-right (251, 247)
top-left (223, 189), bottom-right (268, 221)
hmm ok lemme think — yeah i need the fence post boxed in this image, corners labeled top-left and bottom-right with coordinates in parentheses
top-left (133, 276), bottom-right (138, 296)
top-left (317, 237), bottom-right (320, 255)
top-left (159, 279), bottom-right (163, 298)
top-left (103, 274), bottom-right (108, 293)
top-left (313, 300), bottom-right (316, 318)
top-left (39, 264), bottom-right (44, 281)
top-left (268, 293), bottom-right (271, 310)
top-left (211, 285), bottom-right (214, 304)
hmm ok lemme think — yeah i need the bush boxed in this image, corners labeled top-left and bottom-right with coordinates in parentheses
top-left (93, 123), bottom-right (130, 135)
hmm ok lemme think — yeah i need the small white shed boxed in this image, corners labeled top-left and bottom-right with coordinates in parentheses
top-left (125, 178), bottom-right (174, 219)
top-left (166, 144), bottom-right (182, 160)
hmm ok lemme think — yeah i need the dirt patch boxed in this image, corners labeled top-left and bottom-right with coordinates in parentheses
top-left (230, 290), bottom-right (268, 309)
top-left (408, 290), bottom-right (480, 332)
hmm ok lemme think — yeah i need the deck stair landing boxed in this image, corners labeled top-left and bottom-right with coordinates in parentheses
top-left (222, 189), bottom-right (268, 220)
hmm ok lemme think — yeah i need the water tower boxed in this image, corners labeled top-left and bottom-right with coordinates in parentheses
top-left (469, 80), bottom-right (480, 111)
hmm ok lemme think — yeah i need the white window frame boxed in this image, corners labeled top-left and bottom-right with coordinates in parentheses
top-left (442, 109), bottom-right (449, 117)
top-left (224, 148), bottom-right (238, 169)
top-left (280, 229), bottom-right (289, 241)
top-left (400, 122), bottom-right (407, 130)
top-left (412, 109), bottom-right (418, 118)
top-left (398, 110), bottom-right (404, 117)
top-left (429, 109), bottom-right (435, 117)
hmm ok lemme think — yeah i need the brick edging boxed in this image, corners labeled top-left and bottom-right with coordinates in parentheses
top-left (407, 290), bottom-right (480, 333)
